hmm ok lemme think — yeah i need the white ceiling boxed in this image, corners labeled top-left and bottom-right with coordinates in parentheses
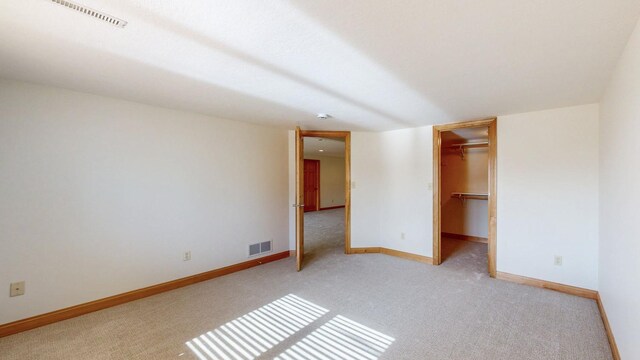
top-left (304, 137), bottom-right (345, 158)
top-left (1, 1), bottom-right (639, 131)
top-left (442, 127), bottom-right (489, 146)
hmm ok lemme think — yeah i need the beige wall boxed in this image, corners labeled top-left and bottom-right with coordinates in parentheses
top-left (304, 155), bottom-right (345, 208)
top-left (497, 104), bottom-right (599, 290)
top-left (350, 128), bottom-right (434, 255)
top-left (599, 18), bottom-right (640, 359)
top-left (0, 79), bottom-right (289, 324)
top-left (441, 147), bottom-right (489, 238)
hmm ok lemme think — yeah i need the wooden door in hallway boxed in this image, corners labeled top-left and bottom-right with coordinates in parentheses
top-left (303, 159), bottom-right (320, 212)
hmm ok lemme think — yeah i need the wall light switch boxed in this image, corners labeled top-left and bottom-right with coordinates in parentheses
top-left (351, 181), bottom-right (356, 189)
top-left (427, 182), bottom-right (433, 190)
top-left (554, 256), bottom-right (562, 266)
top-left (10, 281), bottom-right (25, 297)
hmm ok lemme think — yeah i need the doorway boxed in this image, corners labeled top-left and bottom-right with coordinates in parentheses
top-left (295, 129), bottom-right (351, 271)
top-left (433, 118), bottom-right (497, 277)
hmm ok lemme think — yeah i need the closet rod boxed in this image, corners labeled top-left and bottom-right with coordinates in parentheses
top-left (446, 141), bottom-right (488, 148)
top-left (451, 192), bottom-right (489, 201)
top-left (446, 141), bottom-right (488, 159)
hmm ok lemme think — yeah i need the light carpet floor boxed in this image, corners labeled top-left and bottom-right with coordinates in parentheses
top-left (0, 208), bottom-right (612, 359)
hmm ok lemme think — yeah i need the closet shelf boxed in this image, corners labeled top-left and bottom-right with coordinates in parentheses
top-left (446, 141), bottom-right (488, 159)
top-left (451, 192), bottom-right (488, 201)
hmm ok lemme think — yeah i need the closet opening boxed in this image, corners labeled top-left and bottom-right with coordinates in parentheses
top-left (433, 119), bottom-right (497, 277)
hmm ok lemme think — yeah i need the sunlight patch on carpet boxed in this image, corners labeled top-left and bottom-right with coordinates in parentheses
top-left (275, 315), bottom-right (394, 360)
top-left (186, 294), bottom-right (329, 360)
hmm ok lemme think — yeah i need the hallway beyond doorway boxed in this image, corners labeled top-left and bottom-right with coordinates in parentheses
top-left (302, 208), bottom-right (344, 268)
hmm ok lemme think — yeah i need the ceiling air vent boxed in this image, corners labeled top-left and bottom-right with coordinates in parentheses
top-left (50, 0), bottom-right (128, 28)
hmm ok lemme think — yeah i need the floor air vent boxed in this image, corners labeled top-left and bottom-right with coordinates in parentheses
top-left (249, 241), bottom-right (272, 257)
top-left (50, 0), bottom-right (128, 28)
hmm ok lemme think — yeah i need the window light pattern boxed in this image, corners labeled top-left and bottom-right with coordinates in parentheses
top-left (186, 294), bottom-right (329, 360)
top-left (275, 315), bottom-right (395, 360)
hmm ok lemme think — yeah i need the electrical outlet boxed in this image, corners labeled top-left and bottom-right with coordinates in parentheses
top-left (401, 232), bottom-right (406, 240)
top-left (10, 281), bottom-right (25, 297)
top-left (351, 181), bottom-right (356, 189)
top-left (554, 256), bottom-right (562, 266)
top-left (183, 251), bottom-right (192, 261)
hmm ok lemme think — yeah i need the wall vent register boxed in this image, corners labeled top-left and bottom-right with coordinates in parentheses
top-left (249, 241), bottom-right (272, 257)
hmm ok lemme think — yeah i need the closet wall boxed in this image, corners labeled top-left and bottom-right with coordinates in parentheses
top-left (441, 138), bottom-right (489, 239)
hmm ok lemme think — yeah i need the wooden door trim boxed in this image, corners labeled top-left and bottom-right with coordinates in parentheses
top-left (432, 117), bottom-right (497, 277)
top-left (300, 130), bottom-right (351, 138)
top-left (296, 129), bottom-right (351, 258)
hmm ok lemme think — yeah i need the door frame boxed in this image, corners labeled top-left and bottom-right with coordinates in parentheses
top-left (296, 130), bottom-right (351, 264)
top-left (432, 118), bottom-right (497, 277)
top-left (303, 159), bottom-right (321, 212)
